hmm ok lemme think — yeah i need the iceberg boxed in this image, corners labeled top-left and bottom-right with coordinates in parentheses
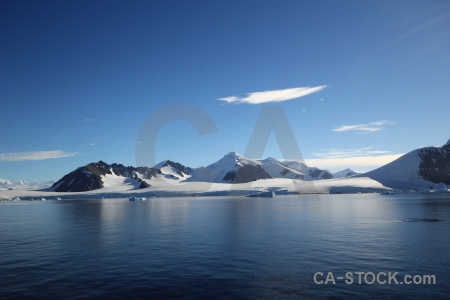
top-left (432, 183), bottom-right (449, 193)
top-left (246, 191), bottom-right (275, 198)
top-left (129, 196), bottom-right (147, 201)
top-left (381, 190), bottom-right (396, 195)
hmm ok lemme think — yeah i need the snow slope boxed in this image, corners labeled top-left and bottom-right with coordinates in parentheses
top-left (257, 157), bottom-right (305, 179)
top-left (360, 139), bottom-right (450, 190)
top-left (0, 176), bottom-right (392, 200)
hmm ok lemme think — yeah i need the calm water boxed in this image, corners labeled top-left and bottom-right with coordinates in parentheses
top-left (1, 194), bottom-right (449, 299)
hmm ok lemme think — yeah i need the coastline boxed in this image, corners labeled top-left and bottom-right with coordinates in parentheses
top-left (0, 177), bottom-right (411, 201)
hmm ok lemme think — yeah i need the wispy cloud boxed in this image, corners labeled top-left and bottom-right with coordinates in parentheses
top-left (218, 85), bottom-right (328, 105)
top-left (305, 154), bottom-right (403, 173)
top-left (306, 147), bottom-right (403, 172)
top-left (333, 120), bottom-right (395, 133)
top-left (312, 147), bottom-right (393, 159)
top-left (0, 150), bottom-right (77, 162)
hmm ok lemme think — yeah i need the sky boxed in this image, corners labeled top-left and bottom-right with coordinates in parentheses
top-left (1, 0), bottom-right (450, 181)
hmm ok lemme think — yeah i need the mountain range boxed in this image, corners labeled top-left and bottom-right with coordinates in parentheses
top-left (47, 152), bottom-right (339, 192)
top-left (44, 138), bottom-right (450, 193)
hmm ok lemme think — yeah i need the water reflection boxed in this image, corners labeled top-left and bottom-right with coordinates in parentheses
top-left (0, 194), bottom-right (449, 299)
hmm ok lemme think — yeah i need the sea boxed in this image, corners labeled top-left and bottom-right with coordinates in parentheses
top-left (1, 194), bottom-right (449, 299)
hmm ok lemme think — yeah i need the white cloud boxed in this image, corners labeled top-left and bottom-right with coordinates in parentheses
top-left (218, 85), bottom-right (328, 105)
top-left (305, 154), bottom-right (403, 173)
top-left (333, 120), bottom-right (395, 133)
top-left (306, 147), bottom-right (403, 172)
top-left (0, 150), bottom-right (77, 162)
top-left (312, 147), bottom-right (393, 159)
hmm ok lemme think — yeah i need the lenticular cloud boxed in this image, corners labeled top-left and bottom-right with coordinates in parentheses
top-left (218, 85), bottom-right (327, 105)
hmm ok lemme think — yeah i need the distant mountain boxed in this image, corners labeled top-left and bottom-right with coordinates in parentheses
top-left (257, 157), bottom-right (305, 179)
top-left (333, 168), bottom-right (359, 178)
top-left (50, 161), bottom-right (156, 192)
top-left (0, 178), bottom-right (54, 191)
top-left (0, 178), bottom-right (12, 186)
top-left (361, 139), bottom-right (450, 190)
top-left (281, 160), bottom-right (333, 180)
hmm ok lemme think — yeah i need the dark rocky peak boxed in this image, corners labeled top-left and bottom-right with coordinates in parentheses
top-left (444, 138), bottom-right (450, 148)
top-left (418, 142), bottom-right (450, 185)
top-left (51, 161), bottom-right (157, 192)
top-left (136, 178), bottom-right (150, 189)
top-left (308, 168), bottom-right (333, 180)
top-left (110, 163), bottom-right (140, 178)
top-left (135, 167), bottom-right (159, 179)
top-left (161, 160), bottom-right (193, 175)
top-left (51, 166), bottom-right (104, 192)
top-left (223, 164), bottom-right (272, 183)
top-left (85, 161), bottom-right (113, 177)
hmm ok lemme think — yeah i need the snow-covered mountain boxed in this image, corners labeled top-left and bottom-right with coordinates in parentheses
top-left (49, 160), bottom-right (195, 192)
top-left (153, 160), bottom-right (193, 180)
top-left (257, 157), bottom-right (305, 179)
top-left (0, 178), bottom-right (12, 186)
top-left (0, 178), bottom-right (54, 191)
top-left (281, 160), bottom-right (333, 180)
top-left (187, 152), bottom-right (272, 183)
top-left (333, 169), bottom-right (359, 178)
top-left (44, 152), bottom-right (340, 192)
top-left (187, 152), bottom-right (333, 183)
top-left (50, 161), bottom-right (156, 192)
top-left (360, 139), bottom-right (450, 190)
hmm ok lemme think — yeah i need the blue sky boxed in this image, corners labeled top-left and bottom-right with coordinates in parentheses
top-left (1, 0), bottom-right (449, 181)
